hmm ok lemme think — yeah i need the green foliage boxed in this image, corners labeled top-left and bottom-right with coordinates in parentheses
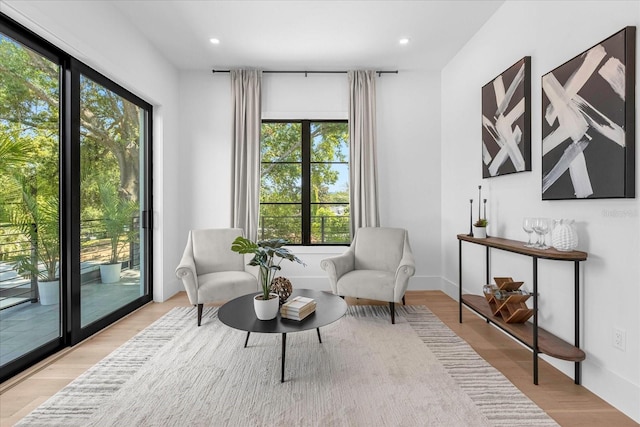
top-left (98, 179), bottom-right (139, 264)
top-left (8, 176), bottom-right (59, 281)
top-left (474, 218), bottom-right (488, 227)
top-left (231, 236), bottom-right (305, 300)
top-left (0, 36), bottom-right (59, 134)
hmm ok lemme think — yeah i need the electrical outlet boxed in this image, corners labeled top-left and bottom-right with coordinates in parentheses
top-left (613, 328), bottom-right (626, 351)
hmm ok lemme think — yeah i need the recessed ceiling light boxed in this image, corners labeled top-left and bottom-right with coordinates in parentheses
top-left (209, 38), bottom-right (220, 45)
top-left (399, 38), bottom-right (410, 45)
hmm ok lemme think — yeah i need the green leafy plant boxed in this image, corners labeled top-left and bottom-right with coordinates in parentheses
top-left (9, 180), bottom-right (60, 281)
top-left (231, 236), bottom-right (305, 300)
top-left (474, 218), bottom-right (488, 227)
top-left (98, 180), bottom-right (138, 264)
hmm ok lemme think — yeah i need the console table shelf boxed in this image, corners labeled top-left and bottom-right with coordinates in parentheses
top-left (457, 234), bottom-right (588, 385)
top-left (462, 294), bottom-right (585, 361)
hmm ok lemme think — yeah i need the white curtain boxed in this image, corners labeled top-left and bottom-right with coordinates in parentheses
top-left (348, 70), bottom-right (380, 236)
top-left (231, 70), bottom-right (262, 241)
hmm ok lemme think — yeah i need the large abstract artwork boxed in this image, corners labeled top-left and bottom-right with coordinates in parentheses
top-left (542, 27), bottom-right (636, 199)
top-left (482, 56), bottom-right (531, 178)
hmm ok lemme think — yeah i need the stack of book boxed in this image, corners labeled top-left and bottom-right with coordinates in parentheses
top-left (280, 296), bottom-right (316, 321)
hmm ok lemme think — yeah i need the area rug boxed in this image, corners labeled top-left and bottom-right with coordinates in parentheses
top-left (16, 305), bottom-right (558, 426)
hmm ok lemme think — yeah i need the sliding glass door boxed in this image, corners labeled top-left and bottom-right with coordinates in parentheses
top-left (0, 29), bottom-right (63, 374)
top-left (0, 14), bottom-right (152, 381)
top-left (78, 73), bottom-right (147, 328)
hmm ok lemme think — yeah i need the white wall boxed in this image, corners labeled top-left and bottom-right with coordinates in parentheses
top-left (441, 1), bottom-right (640, 421)
top-left (177, 70), bottom-right (442, 290)
top-left (1, 0), bottom-right (183, 302)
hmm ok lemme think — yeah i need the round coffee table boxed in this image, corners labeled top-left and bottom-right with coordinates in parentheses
top-left (218, 289), bottom-right (347, 382)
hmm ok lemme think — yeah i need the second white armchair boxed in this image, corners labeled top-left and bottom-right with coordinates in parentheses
top-left (320, 227), bottom-right (415, 323)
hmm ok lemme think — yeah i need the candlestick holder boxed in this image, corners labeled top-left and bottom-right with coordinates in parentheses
top-left (468, 199), bottom-right (474, 237)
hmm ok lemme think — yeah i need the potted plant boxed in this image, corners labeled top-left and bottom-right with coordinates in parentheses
top-left (98, 180), bottom-right (138, 284)
top-left (473, 218), bottom-right (488, 238)
top-left (231, 236), bottom-right (305, 320)
top-left (9, 188), bottom-right (60, 305)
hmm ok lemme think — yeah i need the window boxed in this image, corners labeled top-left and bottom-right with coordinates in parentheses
top-left (260, 120), bottom-right (349, 245)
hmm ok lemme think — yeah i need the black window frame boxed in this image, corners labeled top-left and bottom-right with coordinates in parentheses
top-left (260, 119), bottom-right (349, 246)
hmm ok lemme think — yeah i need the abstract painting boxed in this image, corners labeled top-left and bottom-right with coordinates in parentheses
top-left (542, 27), bottom-right (636, 199)
top-left (482, 56), bottom-right (531, 178)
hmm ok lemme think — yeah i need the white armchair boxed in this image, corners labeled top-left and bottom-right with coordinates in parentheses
top-left (320, 227), bottom-right (415, 323)
top-left (175, 228), bottom-right (259, 326)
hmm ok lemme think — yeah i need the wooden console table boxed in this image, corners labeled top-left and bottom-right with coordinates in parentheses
top-left (457, 234), bottom-right (587, 385)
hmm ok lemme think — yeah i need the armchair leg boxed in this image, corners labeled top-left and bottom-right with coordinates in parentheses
top-left (197, 304), bottom-right (203, 326)
top-left (402, 296), bottom-right (405, 305)
top-left (389, 302), bottom-right (395, 324)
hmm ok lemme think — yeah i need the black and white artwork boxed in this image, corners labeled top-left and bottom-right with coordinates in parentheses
top-left (482, 56), bottom-right (531, 178)
top-left (542, 27), bottom-right (636, 199)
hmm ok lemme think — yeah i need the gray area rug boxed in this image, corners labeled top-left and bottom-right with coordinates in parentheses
top-left (17, 305), bottom-right (558, 426)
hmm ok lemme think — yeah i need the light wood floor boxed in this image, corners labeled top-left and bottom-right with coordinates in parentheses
top-left (1, 290), bottom-right (637, 426)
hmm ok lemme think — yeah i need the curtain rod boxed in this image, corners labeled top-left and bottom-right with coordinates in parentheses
top-left (211, 69), bottom-right (398, 77)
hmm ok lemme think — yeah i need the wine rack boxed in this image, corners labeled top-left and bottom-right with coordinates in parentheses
top-left (484, 277), bottom-right (534, 323)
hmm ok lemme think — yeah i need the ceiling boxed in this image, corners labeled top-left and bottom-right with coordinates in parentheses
top-left (111, 1), bottom-right (504, 72)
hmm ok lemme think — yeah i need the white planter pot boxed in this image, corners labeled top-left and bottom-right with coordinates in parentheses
top-left (473, 226), bottom-right (487, 238)
top-left (253, 292), bottom-right (280, 320)
top-left (100, 263), bottom-right (122, 284)
top-left (38, 279), bottom-right (59, 305)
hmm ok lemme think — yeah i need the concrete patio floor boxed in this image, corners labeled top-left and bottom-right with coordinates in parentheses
top-left (0, 272), bottom-right (142, 366)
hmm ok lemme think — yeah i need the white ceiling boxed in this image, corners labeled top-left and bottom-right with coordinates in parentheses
top-left (111, 0), bottom-right (504, 72)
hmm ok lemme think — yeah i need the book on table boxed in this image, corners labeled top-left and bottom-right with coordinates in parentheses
top-left (281, 303), bottom-right (316, 320)
top-left (282, 296), bottom-right (315, 311)
top-left (281, 296), bottom-right (316, 320)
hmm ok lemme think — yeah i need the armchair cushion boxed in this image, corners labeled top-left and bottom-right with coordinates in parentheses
top-left (337, 270), bottom-right (395, 301)
top-left (197, 271), bottom-right (258, 303)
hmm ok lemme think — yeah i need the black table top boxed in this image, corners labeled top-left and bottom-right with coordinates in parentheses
top-left (218, 289), bottom-right (347, 334)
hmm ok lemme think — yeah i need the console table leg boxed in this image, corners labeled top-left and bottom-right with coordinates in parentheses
top-left (244, 331), bottom-right (250, 348)
top-left (485, 247), bottom-right (490, 326)
top-left (459, 240), bottom-right (463, 324)
top-left (485, 246), bottom-right (490, 285)
top-left (575, 260), bottom-right (581, 385)
top-left (281, 333), bottom-right (287, 383)
top-left (316, 328), bottom-right (322, 343)
top-left (533, 256), bottom-right (539, 385)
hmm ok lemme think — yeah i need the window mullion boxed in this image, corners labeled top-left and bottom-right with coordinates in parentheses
top-left (301, 120), bottom-right (311, 245)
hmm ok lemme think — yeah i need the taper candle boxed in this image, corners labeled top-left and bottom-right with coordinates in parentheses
top-left (477, 186), bottom-right (482, 221)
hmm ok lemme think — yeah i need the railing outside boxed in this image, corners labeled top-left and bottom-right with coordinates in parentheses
top-left (0, 224), bottom-right (34, 304)
top-left (259, 215), bottom-right (350, 244)
top-left (0, 218), bottom-right (139, 310)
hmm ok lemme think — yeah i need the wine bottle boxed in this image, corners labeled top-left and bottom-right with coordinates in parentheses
top-left (494, 289), bottom-right (529, 300)
top-left (483, 284), bottom-right (498, 296)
